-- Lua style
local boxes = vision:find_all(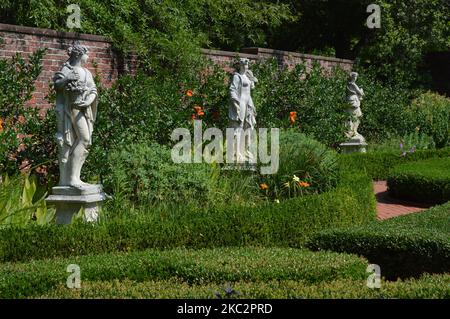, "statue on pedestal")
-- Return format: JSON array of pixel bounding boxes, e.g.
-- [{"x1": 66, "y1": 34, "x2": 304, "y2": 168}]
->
[
  {"x1": 345, "y1": 72, "x2": 365, "y2": 142},
  {"x1": 229, "y1": 58, "x2": 258, "y2": 163},
  {"x1": 53, "y1": 44, "x2": 98, "y2": 187},
  {"x1": 340, "y1": 72, "x2": 367, "y2": 153},
  {"x1": 46, "y1": 44, "x2": 106, "y2": 224}
]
